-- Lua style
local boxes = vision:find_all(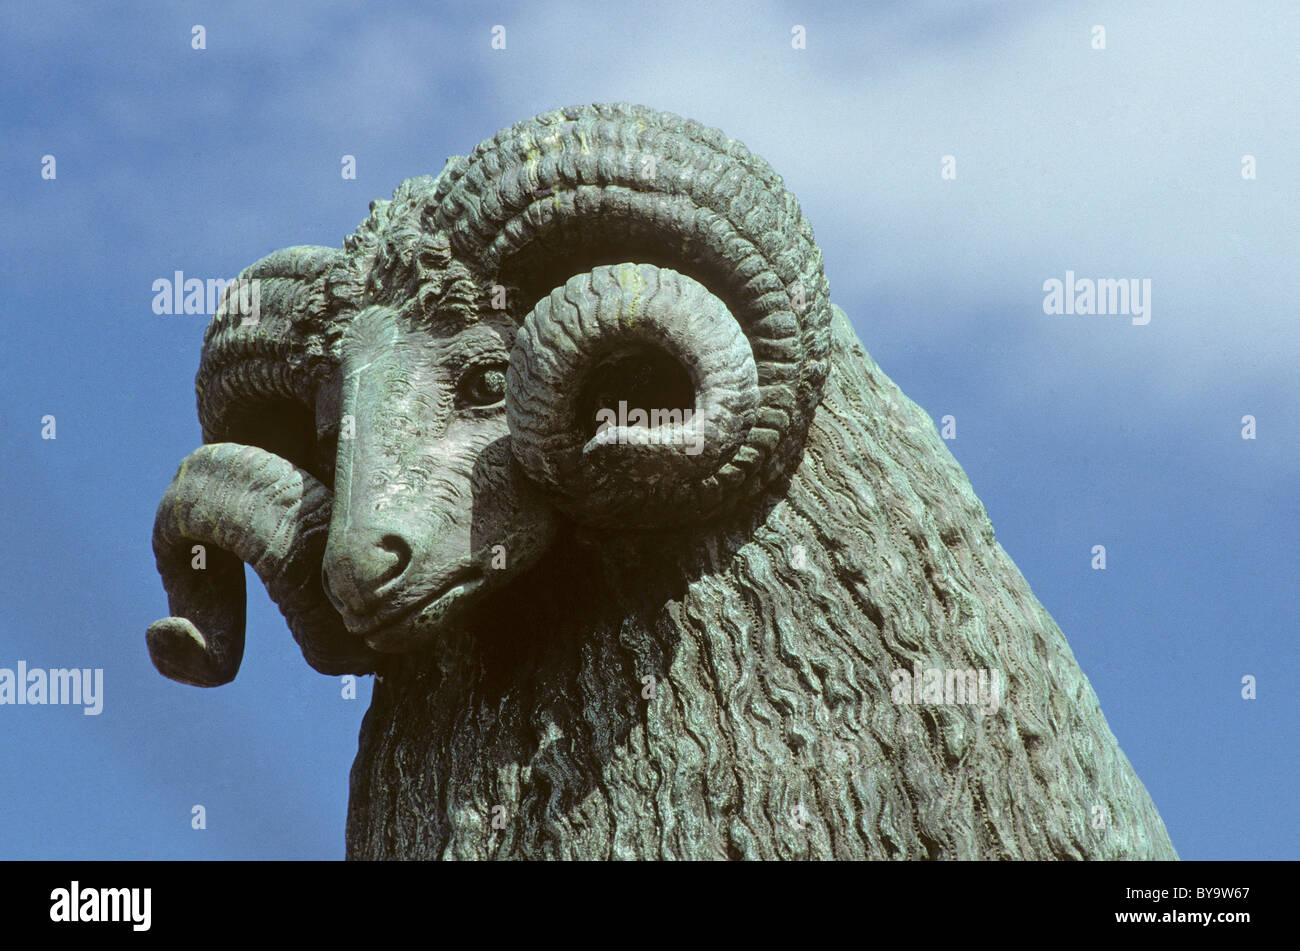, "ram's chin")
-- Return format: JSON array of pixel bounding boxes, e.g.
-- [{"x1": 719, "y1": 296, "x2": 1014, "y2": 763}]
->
[{"x1": 359, "y1": 576, "x2": 487, "y2": 653}]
